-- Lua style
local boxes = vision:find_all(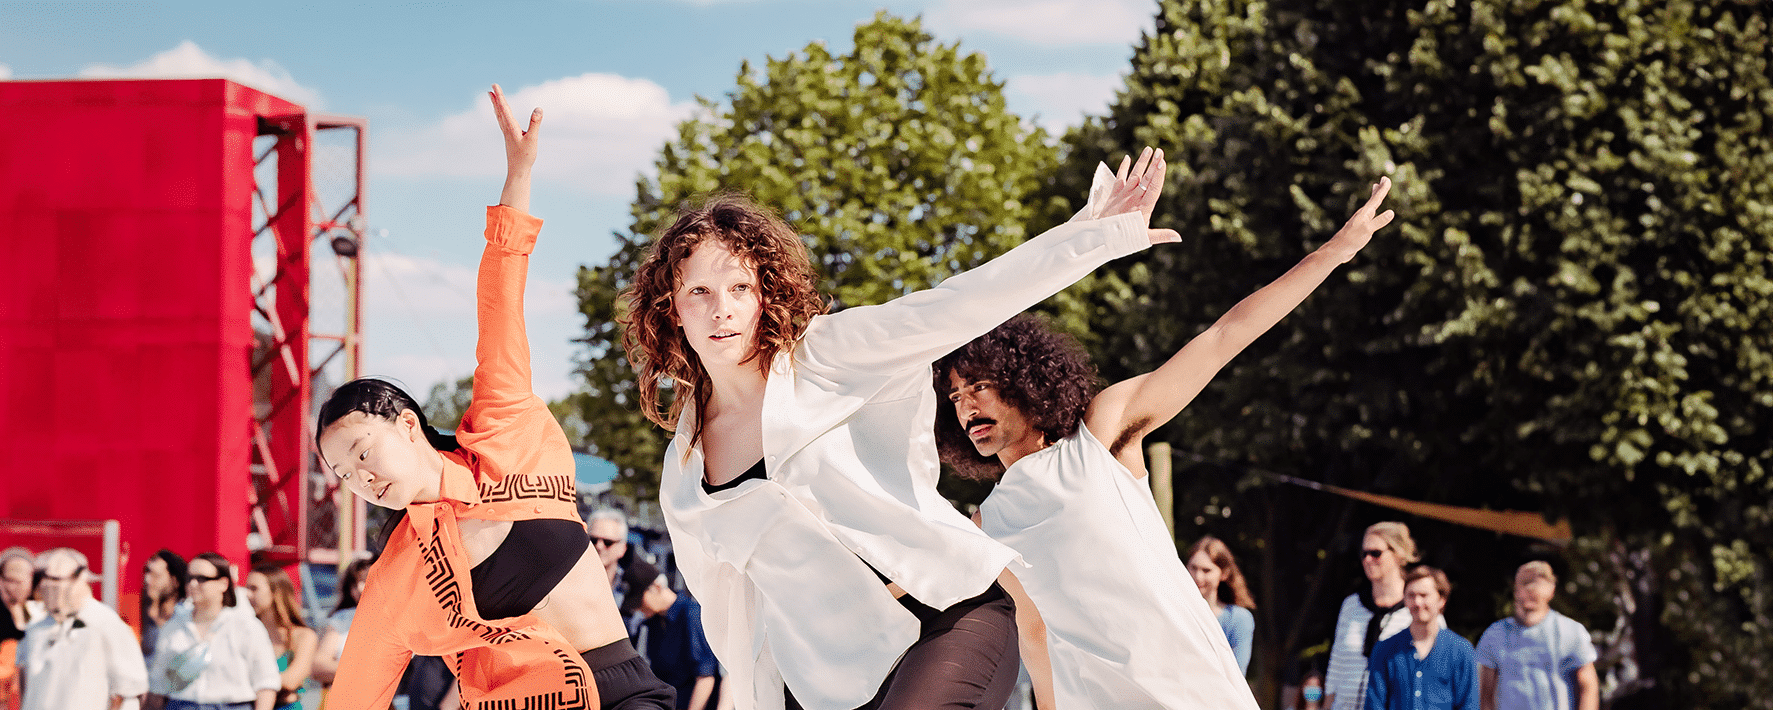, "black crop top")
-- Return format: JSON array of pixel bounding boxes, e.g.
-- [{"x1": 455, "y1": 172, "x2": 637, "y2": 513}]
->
[
  {"x1": 469, "y1": 518, "x2": 590, "y2": 620},
  {"x1": 702, "y1": 458, "x2": 768, "y2": 494}
]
